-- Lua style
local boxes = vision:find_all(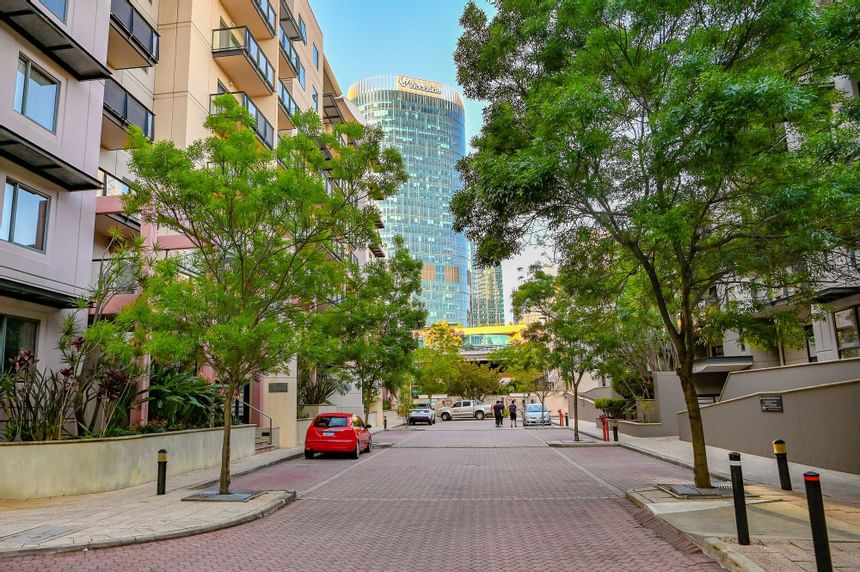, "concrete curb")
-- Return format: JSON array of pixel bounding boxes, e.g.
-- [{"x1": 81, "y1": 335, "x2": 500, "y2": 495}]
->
[
  {"x1": 618, "y1": 441, "x2": 733, "y2": 483},
  {"x1": 627, "y1": 488, "x2": 764, "y2": 572},
  {"x1": 0, "y1": 490, "x2": 297, "y2": 559}
]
